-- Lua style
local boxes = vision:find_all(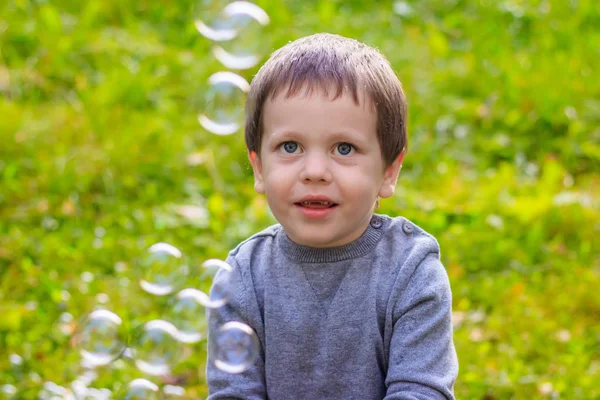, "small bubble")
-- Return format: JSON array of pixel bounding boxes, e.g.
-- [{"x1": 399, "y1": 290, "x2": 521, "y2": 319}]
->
[
  {"x1": 169, "y1": 288, "x2": 210, "y2": 344},
  {"x1": 114, "y1": 379, "x2": 160, "y2": 400},
  {"x1": 79, "y1": 387, "x2": 111, "y2": 400},
  {"x1": 201, "y1": 259, "x2": 234, "y2": 308},
  {"x1": 211, "y1": 321, "x2": 260, "y2": 374},
  {"x1": 73, "y1": 309, "x2": 127, "y2": 367},
  {"x1": 71, "y1": 380, "x2": 89, "y2": 399},
  {"x1": 138, "y1": 242, "x2": 187, "y2": 296},
  {"x1": 196, "y1": 1, "x2": 270, "y2": 70},
  {"x1": 38, "y1": 382, "x2": 72, "y2": 400},
  {"x1": 210, "y1": 2, "x2": 271, "y2": 70},
  {"x1": 131, "y1": 320, "x2": 183, "y2": 376},
  {"x1": 162, "y1": 385, "x2": 186, "y2": 399},
  {"x1": 198, "y1": 72, "x2": 250, "y2": 136},
  {"x1": 193, "y1": 0, "x2": 233, "y2": 41}
]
